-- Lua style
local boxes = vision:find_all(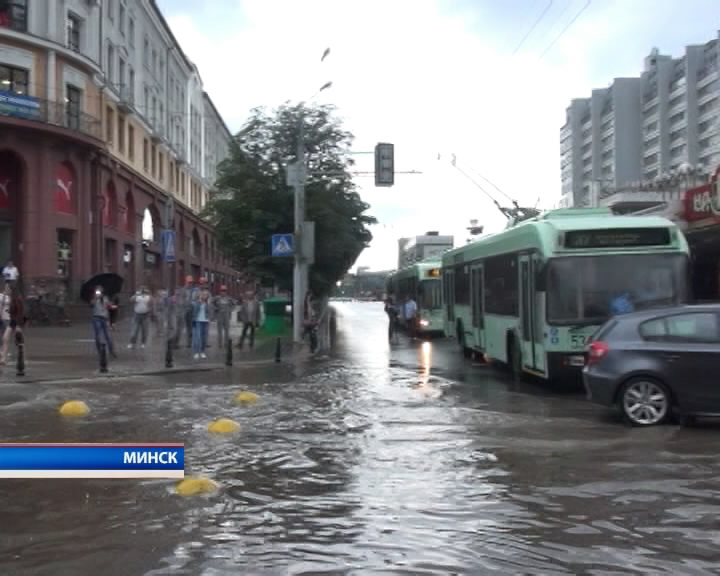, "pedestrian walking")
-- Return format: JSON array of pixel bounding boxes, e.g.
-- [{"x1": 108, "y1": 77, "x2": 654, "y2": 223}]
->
[
  {"x1": 191, "y1": 283, "x2": 211, "y2": 359},
  {"x1": 176, "y1": 275, "x2": 195, "y2": 349},
  {"x1": 91, "y1": 286, "x2": 116, "y2": 360},
  {"x1": 128, "y1": 286, "x2": 152, "y2": 349},
  {"x1": 213, "y1": 284, "x2": 235, "y2": 349},
  {"x1": 0, "y1": 283, "x2": 12, "y2": 364},
  {"x1": 153, "y1": 288, "x2": 168, "y2": 338},
  {"x1": 238, "y1": 290, "x2": 261, "y2": 350},
  {"x1": 9, "y1": 283, "x2": 26, "y2": 353}
]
